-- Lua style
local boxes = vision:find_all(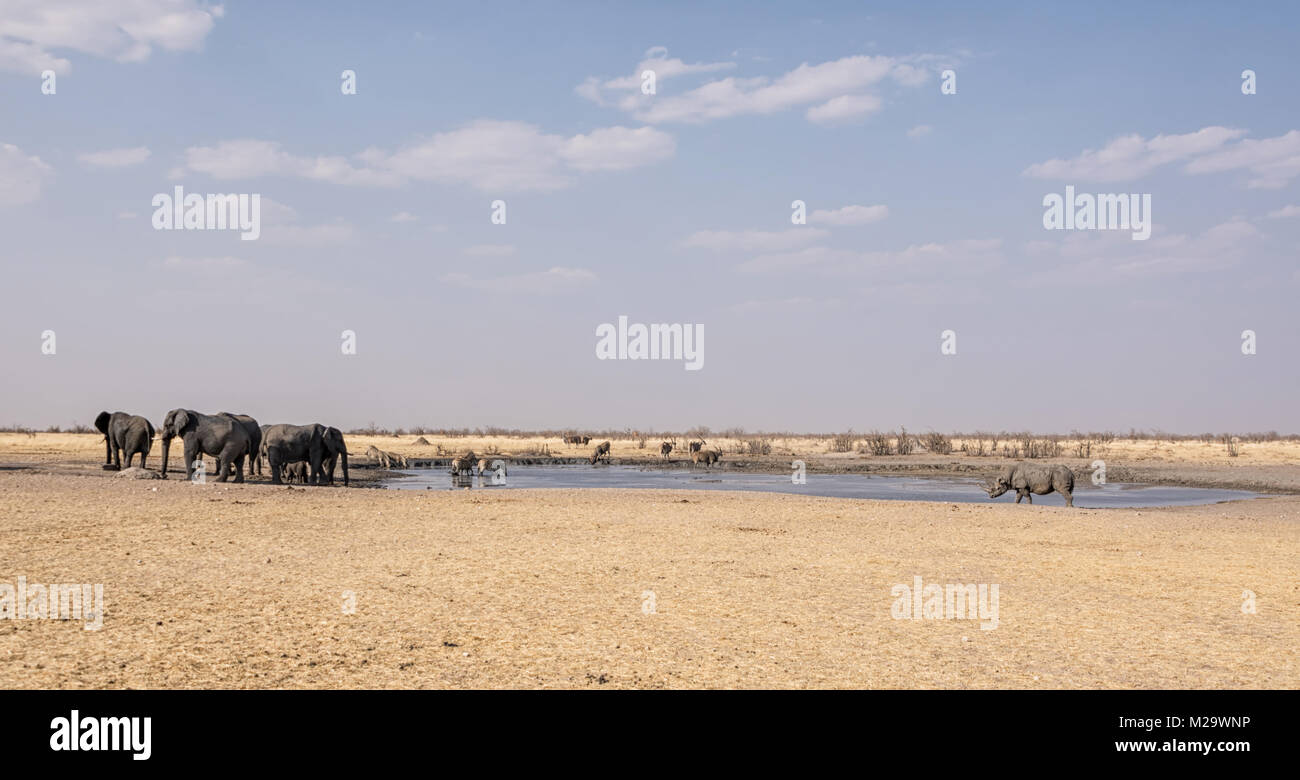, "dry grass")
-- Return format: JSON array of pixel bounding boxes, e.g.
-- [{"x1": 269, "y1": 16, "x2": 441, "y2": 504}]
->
[{"x1": 0, "y1": 464, "x2": 1296, "y2": 689}]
